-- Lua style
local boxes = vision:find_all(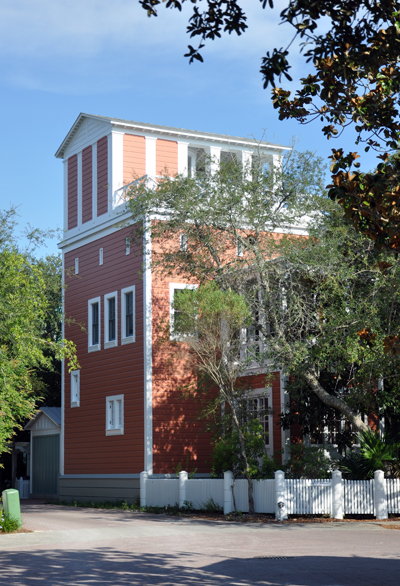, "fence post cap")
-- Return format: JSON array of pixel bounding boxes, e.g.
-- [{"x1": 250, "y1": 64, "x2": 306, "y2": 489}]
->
[{"x1": 332, "y1": 469, "x2": 342, "y2": 478}]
